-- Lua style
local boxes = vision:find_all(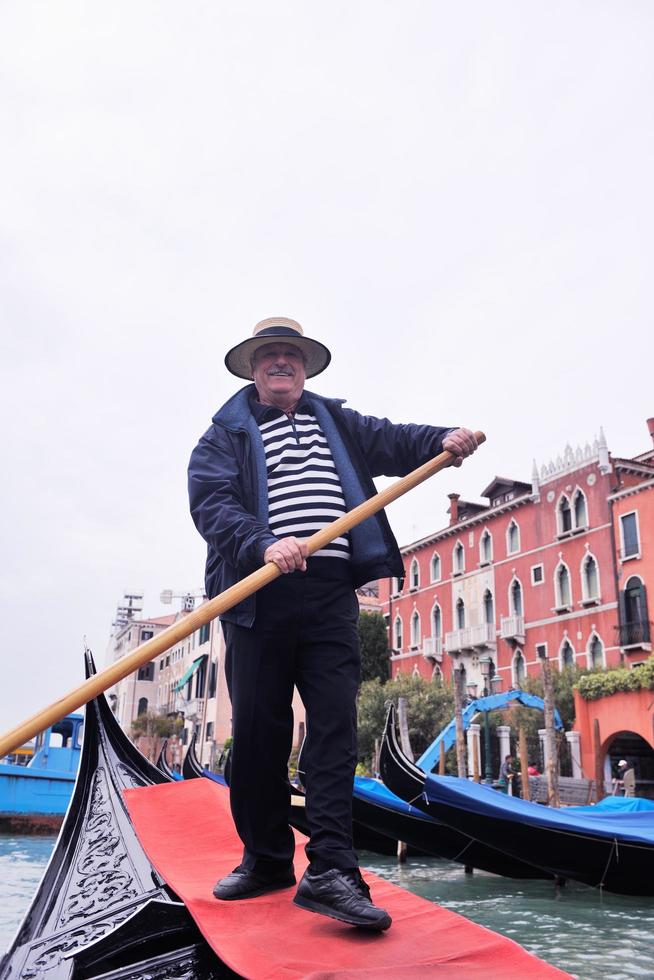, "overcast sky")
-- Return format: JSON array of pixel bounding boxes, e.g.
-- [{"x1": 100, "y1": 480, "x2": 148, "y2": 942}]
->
[{"x1": 1, "y1": 2, "x2": 652, "y2": 731}]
